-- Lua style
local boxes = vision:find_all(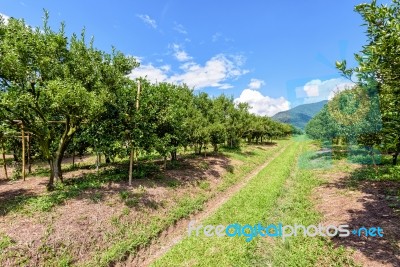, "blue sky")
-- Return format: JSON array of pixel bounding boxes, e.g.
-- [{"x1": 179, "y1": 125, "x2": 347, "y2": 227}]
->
[{"x1": 0, "y1": 0, "x2": 381, "y2": 115}]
